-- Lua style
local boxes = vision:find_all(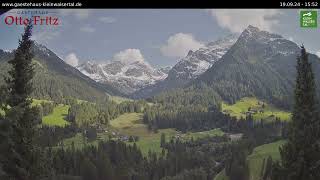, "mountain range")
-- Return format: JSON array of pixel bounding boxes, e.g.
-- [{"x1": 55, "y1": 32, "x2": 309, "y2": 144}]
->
[
  {"x1": 132, "y1": 25, "x2": 320, "y2": 109},
  {"x1": 131, "y1": 34, "x2": 238, "y2": 98},
  {"x1": 77, "y1": 59, "x2": 169, "y2": 94},
  {"x1": 1, "y1": 25, "x2": 319, "y2": 107},
  {"x1": 76, "y1": 34, "x2": 238, "y2": 97}
]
